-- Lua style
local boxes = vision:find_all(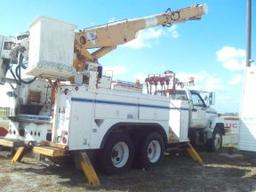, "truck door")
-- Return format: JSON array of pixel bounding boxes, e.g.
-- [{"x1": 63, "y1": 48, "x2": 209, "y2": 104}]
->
[{"x1": 190, "y1": 91, "x2": 208, "y2": 128}]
